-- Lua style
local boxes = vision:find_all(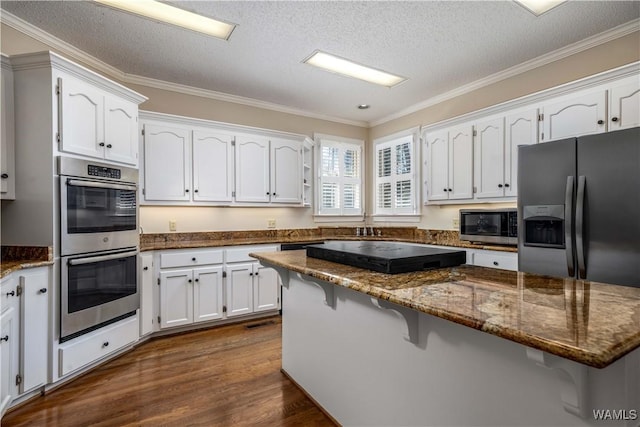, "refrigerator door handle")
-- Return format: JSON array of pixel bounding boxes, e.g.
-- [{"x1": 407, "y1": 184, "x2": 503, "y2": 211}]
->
[
  {"x1": 576, "y1": 176, "x2": 586, "y2": 279},
  {"x1": 564, "y1": 176, "x2": 575, "y2": 277}
]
